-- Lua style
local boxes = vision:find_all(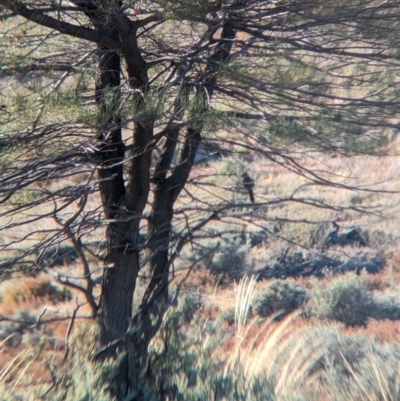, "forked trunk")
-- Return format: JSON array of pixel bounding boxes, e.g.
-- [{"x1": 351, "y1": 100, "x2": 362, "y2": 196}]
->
[{"x1": 93, "y1": 44, "x2": 143, "y2": 348}]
